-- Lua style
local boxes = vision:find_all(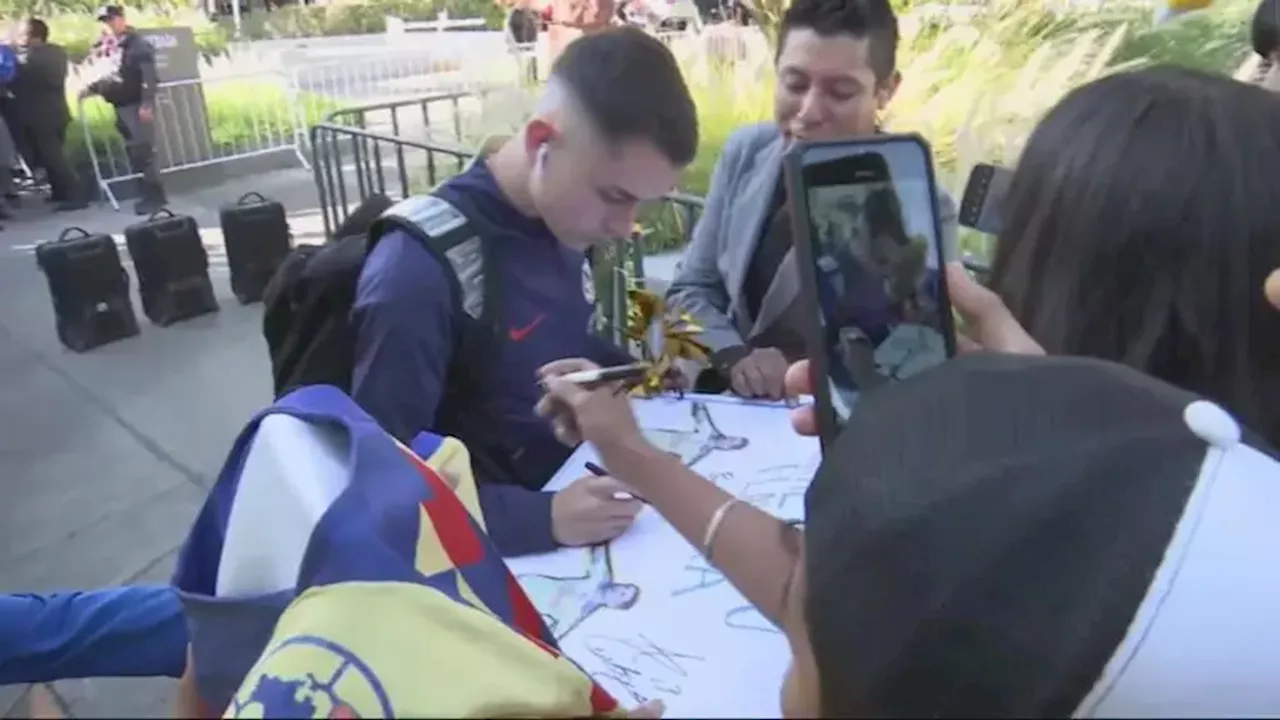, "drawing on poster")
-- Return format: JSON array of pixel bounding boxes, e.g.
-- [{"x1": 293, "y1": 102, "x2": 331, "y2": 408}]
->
[
  {"x1": 517, "y1": 545, "x2": 640, "y2": 640},
  {"x1": 646, "y1": 401, "x2": 749, "y2": 468}
]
